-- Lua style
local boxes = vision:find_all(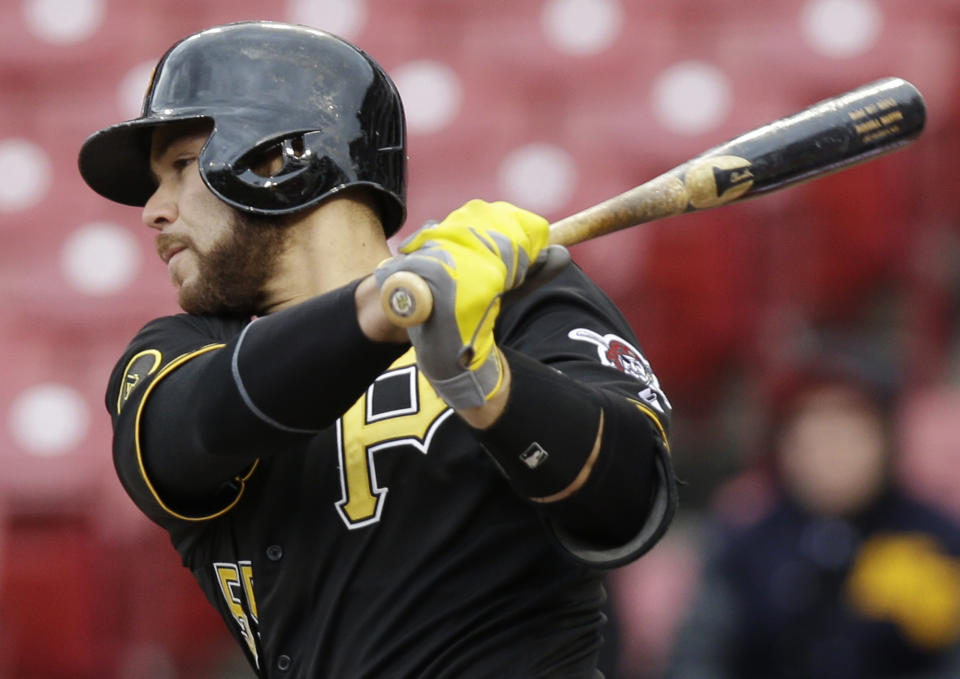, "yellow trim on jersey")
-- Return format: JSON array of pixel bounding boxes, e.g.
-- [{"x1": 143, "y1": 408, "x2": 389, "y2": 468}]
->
[
  {"x1": 133, "y1": 343, "x2": 260, "y2": 522},
  {"x1": 529, "y1": 409, "x2": 605, "y2": 504},
  {"x1": 530, "y1": 397, "x2": 670, "y2": 504},
  {"x1": 628, "y1": 398, "x2": 671, "y2": 454}
]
